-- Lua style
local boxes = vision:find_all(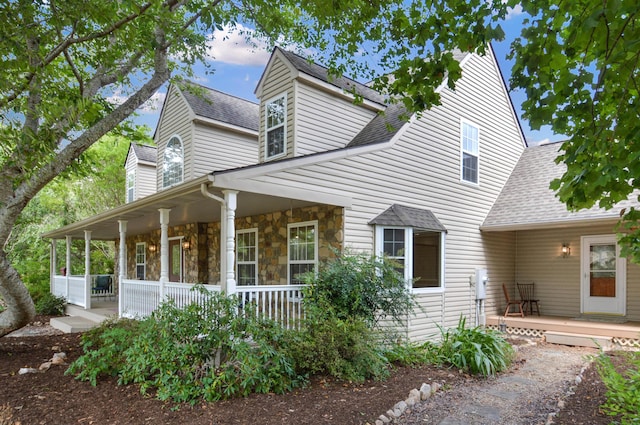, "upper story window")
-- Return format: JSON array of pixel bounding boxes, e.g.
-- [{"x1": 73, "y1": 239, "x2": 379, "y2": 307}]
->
[
  {"x1": 375, "y1": 226, "x2": 445, "y2": 292},
  {"x1": 163, "y1": 135, "x2": 183, "y2": 188},
  {"x1": 288, "y1": 221, "x2": 317, "y2": 284},
  {"x1": 236, "y1": 228, "x2": 258, "y2": 286},
  {"x1": 126, "y1": 170, "x2": 135, "y2": 203},
  {"x1": 265, "y1": 93, "x2": 286, "y2": 159},
  {"x1": 461, "y1": 121, "x2": 479, "y2": 184}
]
